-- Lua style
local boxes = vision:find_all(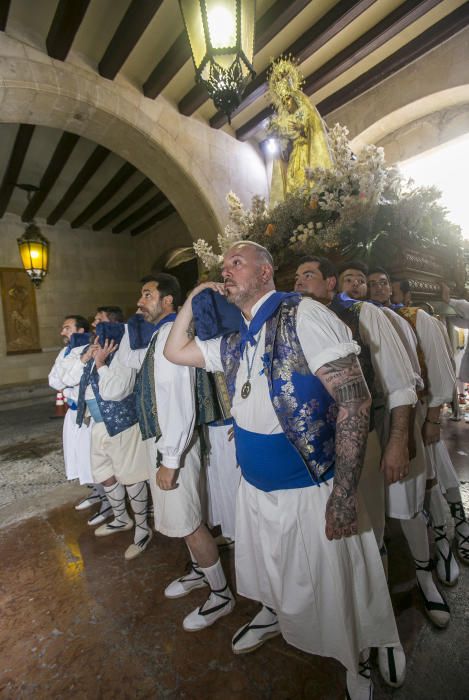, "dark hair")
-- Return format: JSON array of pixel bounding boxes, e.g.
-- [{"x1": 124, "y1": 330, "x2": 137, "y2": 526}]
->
[
  {"x1": 96, "y1": 306, "x2": 124, "y2": 323},
  {"x1": 64, "y1": 314, "x2": 90, "y2": 332},
  {"x1": 298, "y1": 256, "x2": 338, "y2": 283},
  {"x1": 367, "y1": 266, "x2": 390, "y2": 282},
  {"x1": 338, "y1": 259, "x2": 369, "y2": 276},
  {"x1": 140, "y1": 273, "x2": 182, "y2": 309},
  {"x1": 391, "y1": 278, "x2": 410, "y2": 294}
]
